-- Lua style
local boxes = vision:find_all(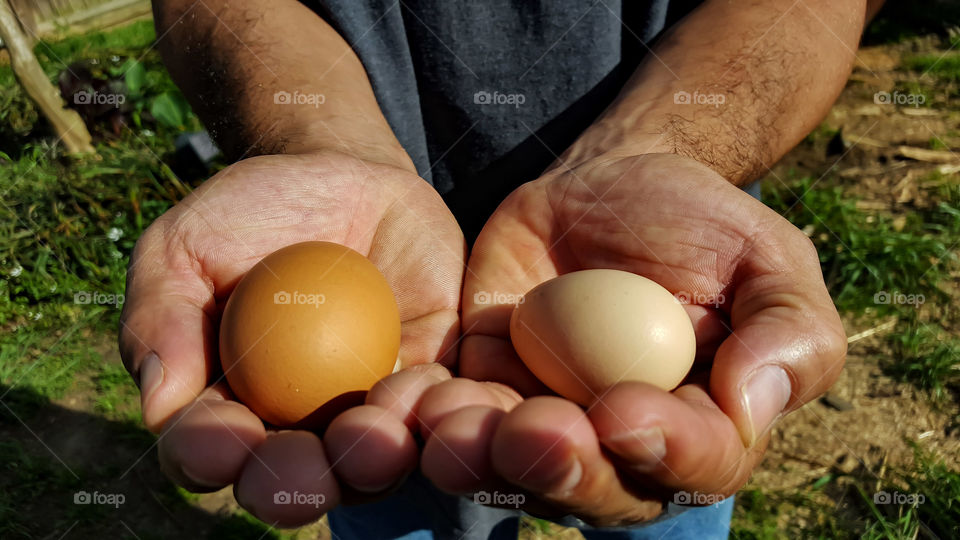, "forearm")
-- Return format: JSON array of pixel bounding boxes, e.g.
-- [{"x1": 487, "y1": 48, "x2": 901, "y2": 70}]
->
[
  {"x1": 152, "y1": 0, "x2": 414, "y2": 171},
  {"x1": 557, "y1": 0, "x2": 867, "y2": 186}
]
